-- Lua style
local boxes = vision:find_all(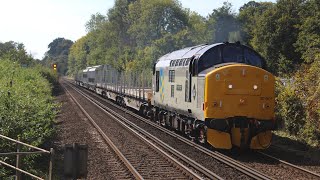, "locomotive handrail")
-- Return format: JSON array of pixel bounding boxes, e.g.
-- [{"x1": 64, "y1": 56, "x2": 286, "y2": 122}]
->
[{"x1": 0, "y1": 134, "x2": 54, "y2": 180}]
